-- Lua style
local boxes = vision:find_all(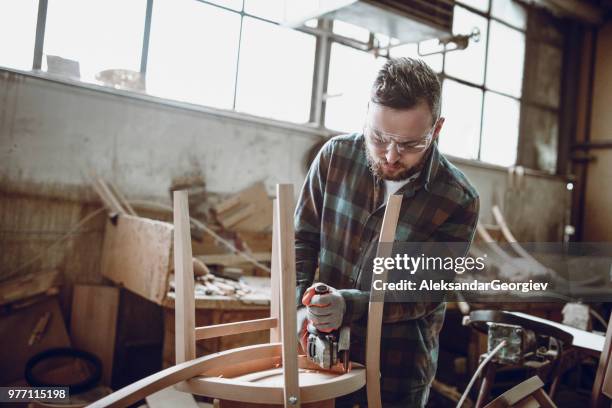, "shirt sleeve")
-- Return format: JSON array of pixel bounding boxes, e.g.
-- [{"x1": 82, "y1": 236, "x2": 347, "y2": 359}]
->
[
  {"x1": 294, "y1": 140, "x2": 332, "y2": 307},
  {"x1": 339, "y1": 194, "x2": 480, "y2": 324}
]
